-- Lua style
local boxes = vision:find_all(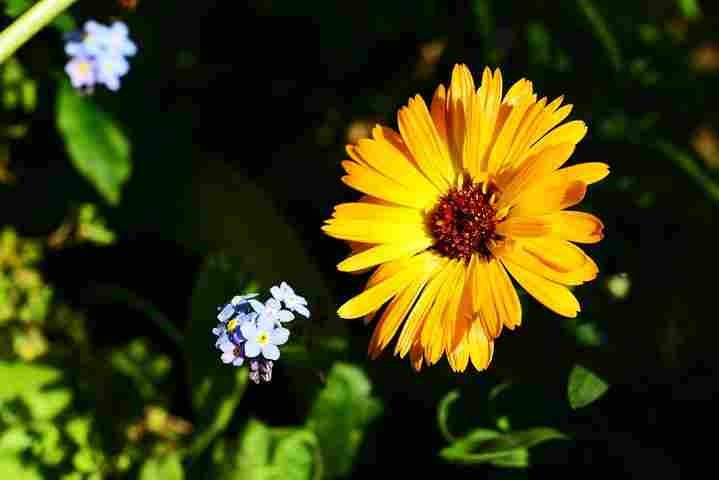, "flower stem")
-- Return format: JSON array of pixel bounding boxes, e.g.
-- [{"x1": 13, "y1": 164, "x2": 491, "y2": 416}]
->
[{"x1": 0, "y1": 0, "x2": 79, "y2": 65}]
